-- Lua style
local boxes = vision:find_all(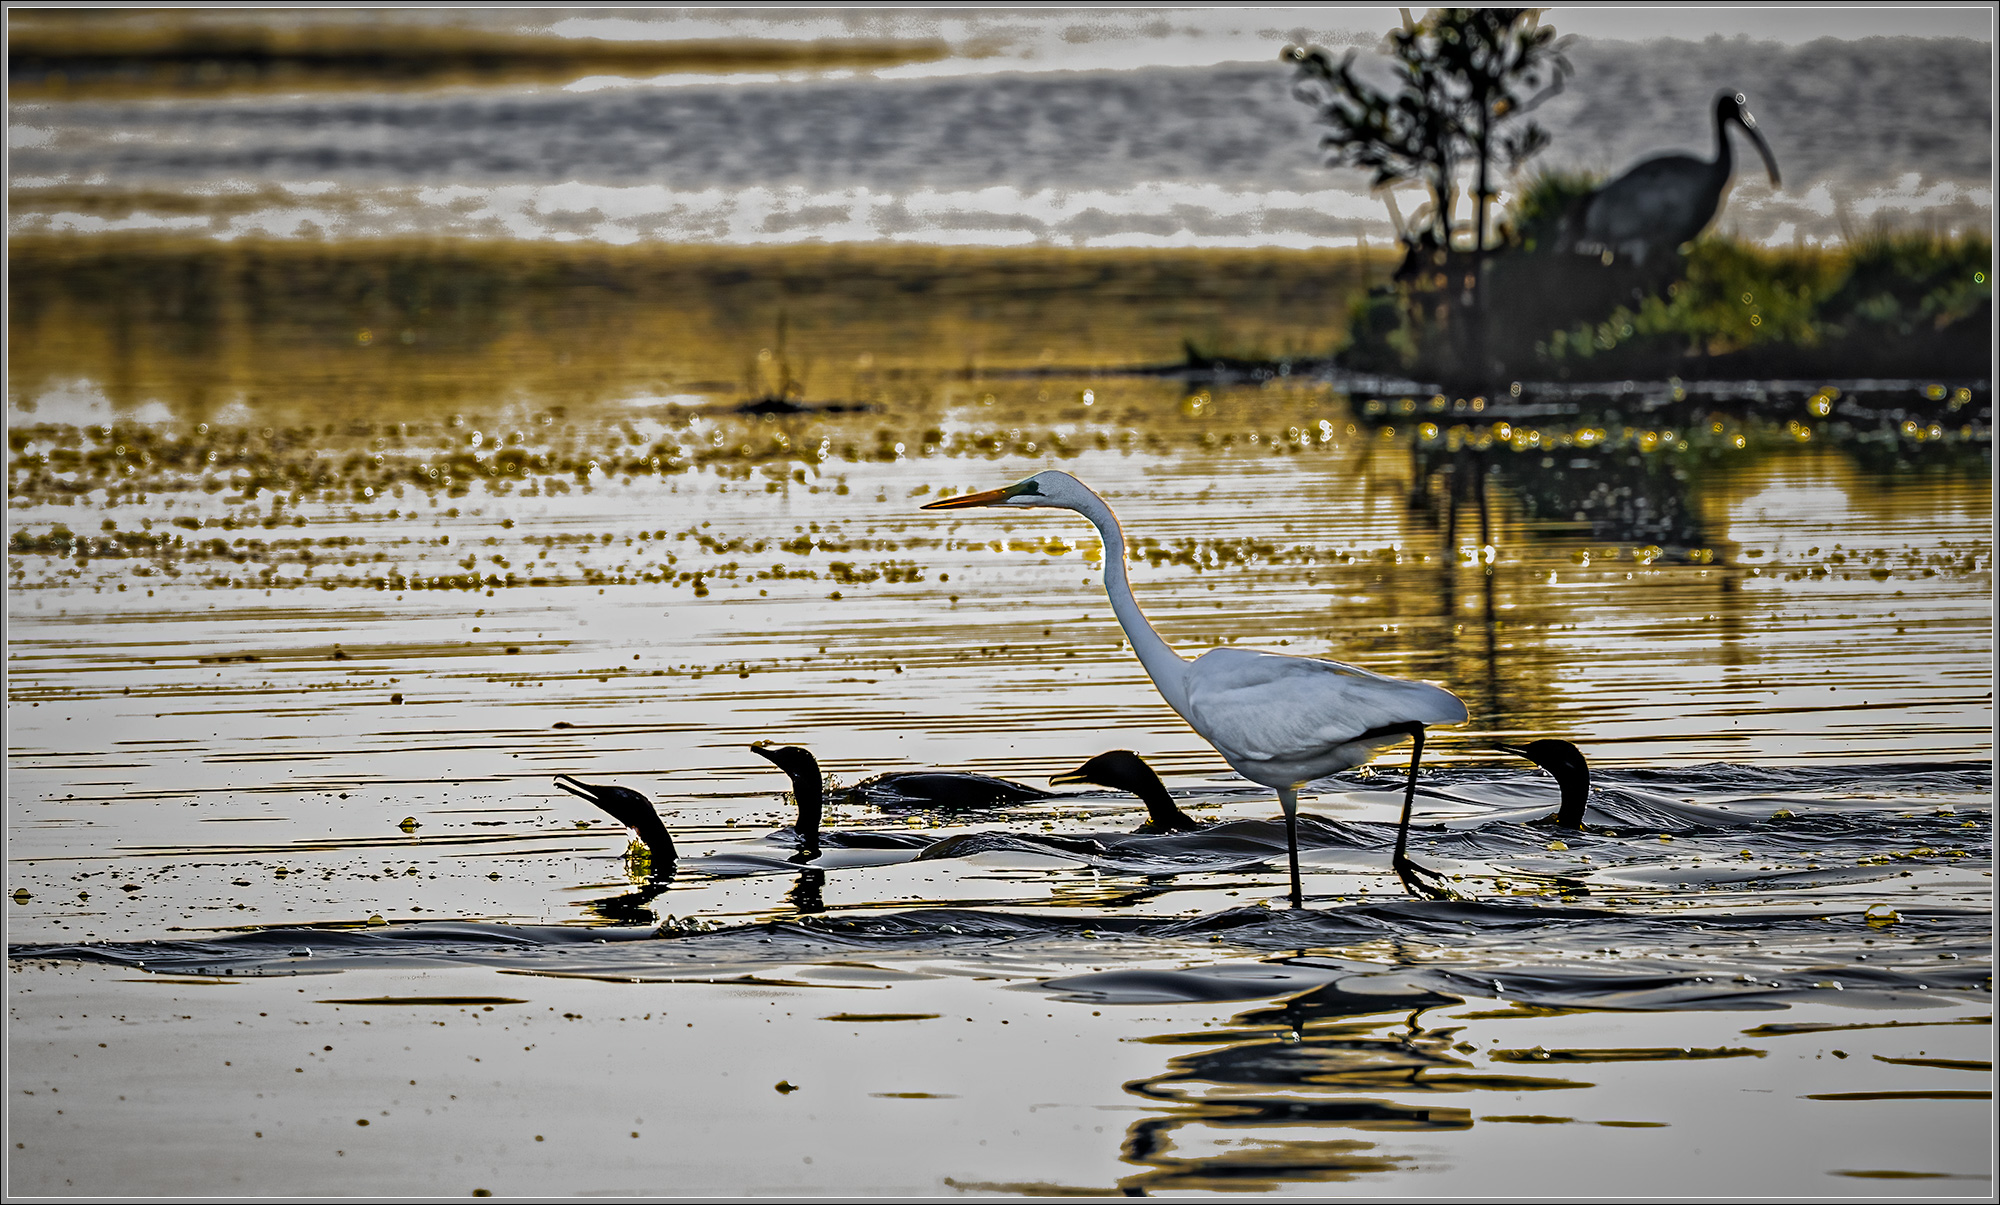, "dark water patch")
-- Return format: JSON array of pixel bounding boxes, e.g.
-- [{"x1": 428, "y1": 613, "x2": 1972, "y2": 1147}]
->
[
  {"x1": 1832, "y1": 1170, "x2": 1994, "y2": 1180},
  {"x1": 1743, "y1": 1016, "x2": 1991, "y2": 1038},
  {"x1": 318, "y1": 995, "x2": 526, "y2": 1005},
  {"x1": 1600, "y1": 760, "x2": 1992, "y2": 799},
  {"x1": 1806, "y1": 1090, "x2": 1991, "y2": 1101},
  {"x1": 915, "y1": 816, "x2": 1377, "y2": 875},
  {"x1": 1874, "y1": 1055, "x2": 1989, "y2": 1071},
  {"x1": 1040, "y1": 964, "x2": 1345, "y2": 1005},
  {"x1": 6, "y1": 13, "x2": 949, "y2": 100},
  {"x1": 1488, "y1": 1044, "x2": 1762, "y2": 1063},
  {"x1": 15, "y1": 897, "x2": 1987, "y2": 1013}
]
